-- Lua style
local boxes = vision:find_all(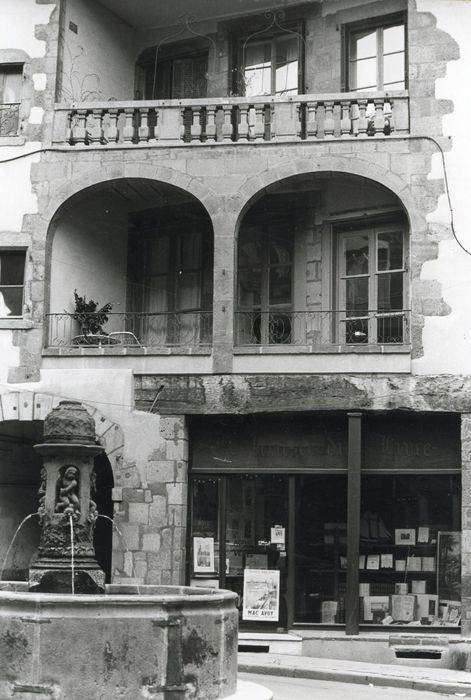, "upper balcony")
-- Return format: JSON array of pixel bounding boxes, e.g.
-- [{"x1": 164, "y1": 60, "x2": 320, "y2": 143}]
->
[{"x1": 51, "y1": 1, "x2": 410, "y2": 150}]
